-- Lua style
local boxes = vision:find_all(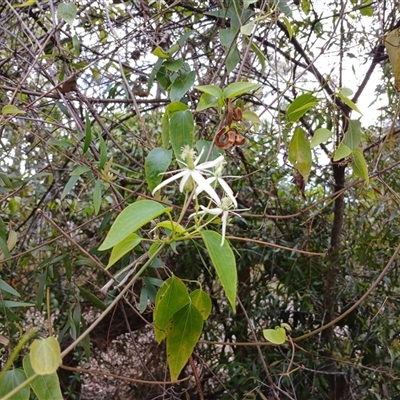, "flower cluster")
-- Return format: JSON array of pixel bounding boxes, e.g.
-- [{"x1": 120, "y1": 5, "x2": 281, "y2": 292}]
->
[{"x1": 152, "y1": 146, "x2": 248, "y2": 245}]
